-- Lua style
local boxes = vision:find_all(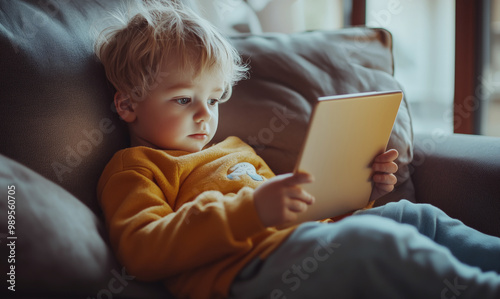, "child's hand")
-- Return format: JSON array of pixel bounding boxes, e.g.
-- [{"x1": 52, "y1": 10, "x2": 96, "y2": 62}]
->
[
  {"x1": 370, "y1": 149, "x2": 399, "y2": 202},
  {"x1": 253, "y1": 172, "x2": 315, "y2": 227}
]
